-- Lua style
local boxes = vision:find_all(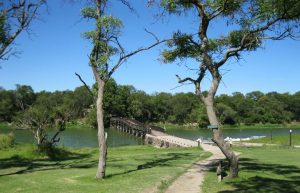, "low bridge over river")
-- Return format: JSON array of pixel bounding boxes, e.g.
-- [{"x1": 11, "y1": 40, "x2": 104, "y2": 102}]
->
[{"x1": 110, "y1": 117, "x2": 198, "y2": 148}]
